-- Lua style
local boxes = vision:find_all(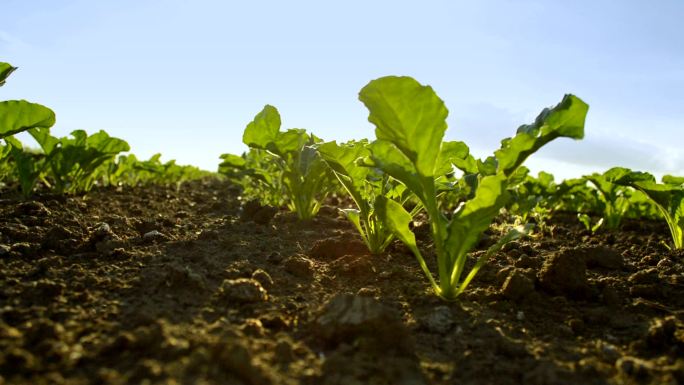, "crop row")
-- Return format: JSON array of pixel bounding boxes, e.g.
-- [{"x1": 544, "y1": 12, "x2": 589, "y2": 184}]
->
[
  {"x1": 219, "y1": 76, "x2": 684, "y2": 300},
  {"x1": 2, "y1": 61, "x2": 681, "y2": 301},
  {"x1": 0, "y1": 62, "x2": 211, "y2": 197}
]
